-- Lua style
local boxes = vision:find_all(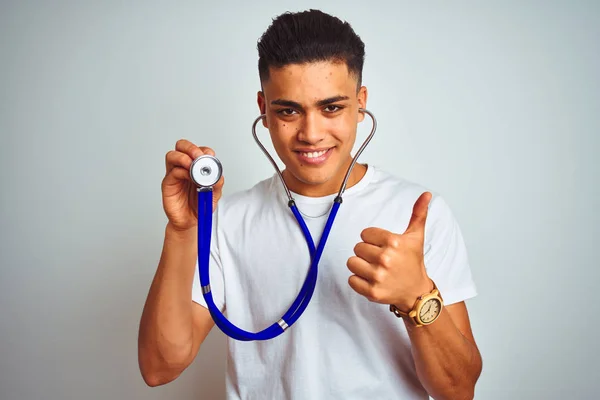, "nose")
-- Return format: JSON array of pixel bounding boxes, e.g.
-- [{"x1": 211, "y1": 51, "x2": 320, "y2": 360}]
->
[{"x1": 296, "y1": 112, "x2": 325, "y2": 145}]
